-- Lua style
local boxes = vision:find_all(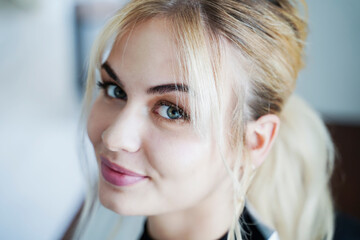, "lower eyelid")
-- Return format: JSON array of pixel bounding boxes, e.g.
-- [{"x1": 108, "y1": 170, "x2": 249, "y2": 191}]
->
[
  {"x1": 97, "y1": 81, "x2": 127, "y2": 100},
  {"x1": 153, "y1": 102, "x2": 190, "y2": 122}
]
